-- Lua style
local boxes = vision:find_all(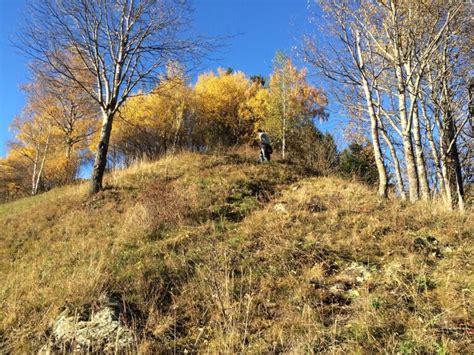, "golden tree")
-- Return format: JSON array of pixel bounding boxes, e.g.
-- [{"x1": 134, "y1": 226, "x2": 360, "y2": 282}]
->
[
  {"x1": 112, "y1": 64, "x2": 195, "y2": 163},
  {"x1": 194, "y1": 68, "x2": 254, "y2": 146},
  {"x1": 249, "y1": 53, "x2": 327, "y2": 159}
]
